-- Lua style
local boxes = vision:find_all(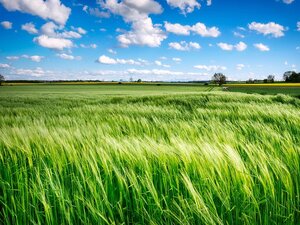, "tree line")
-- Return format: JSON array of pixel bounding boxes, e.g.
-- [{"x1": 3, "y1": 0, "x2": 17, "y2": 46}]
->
[{"x1": 212, "y1": 71, "x2": 300, "y2": 86}]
